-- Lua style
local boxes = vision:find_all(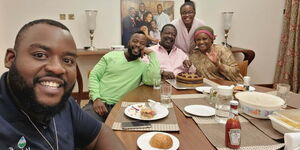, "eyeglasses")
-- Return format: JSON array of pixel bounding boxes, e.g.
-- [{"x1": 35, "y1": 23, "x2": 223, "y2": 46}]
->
[{"x1": 181, "y1": 11, "x2": 194, "y2": 16}]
